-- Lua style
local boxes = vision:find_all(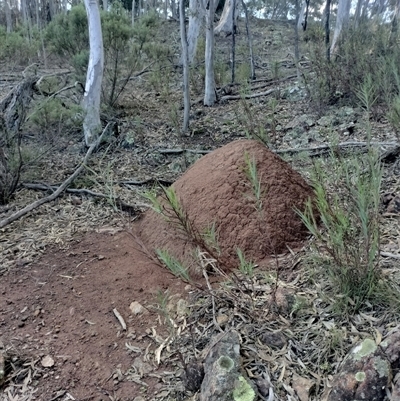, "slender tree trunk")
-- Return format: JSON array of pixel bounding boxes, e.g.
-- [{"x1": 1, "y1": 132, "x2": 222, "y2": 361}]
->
[
  {"x1": 186, "y1": 0, "x2": 204, "y2": 64},
  {"x1": 164, "y1": 0, "x2": 168, "y2": 19},
  {"x1": 179, "y1": 0, "x2": 190, "y2": 134},
  {"x1": 330, "y1": 0, "x2": 351, "y2": 54},
  {"x1": 102, "y1": 0, "x2": 108, "y2": 10},
  {"x1": 294, "y1": 0, "x2": 300, "y2": 66},
  {"x1": 21, "y1": 0, "x2": 32, "y2": 44},
  {"x1": 171, "y1": 0, "x2": 177, "y2": 19},
  {"x1": 324, "y1": 0, "x2": 331, "y2": 61},
  {"x1": 354, "y1": 0, "x2": 364, "y2": 25},
  {"x1": 204, "y1": 0, "x2": 216, "y2": 106},
  {"x1": 230, "y1": 0, "x2": 236, "y2": 83},
  {"x1": 132, "y1": 0, "x2": 135, "y2": 25},
  {"x1": 83, "y1": 0, "x2": 104, "y2": 147},
  {"x1": 241, "y1": 0, "x2": 255, "y2": 80},
  {"x1": 5, "y1": 0, "x2": 13, "y2": 33},
  {"x1": 361, "y1": 0, "x2": 370, "y2": 18}
]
